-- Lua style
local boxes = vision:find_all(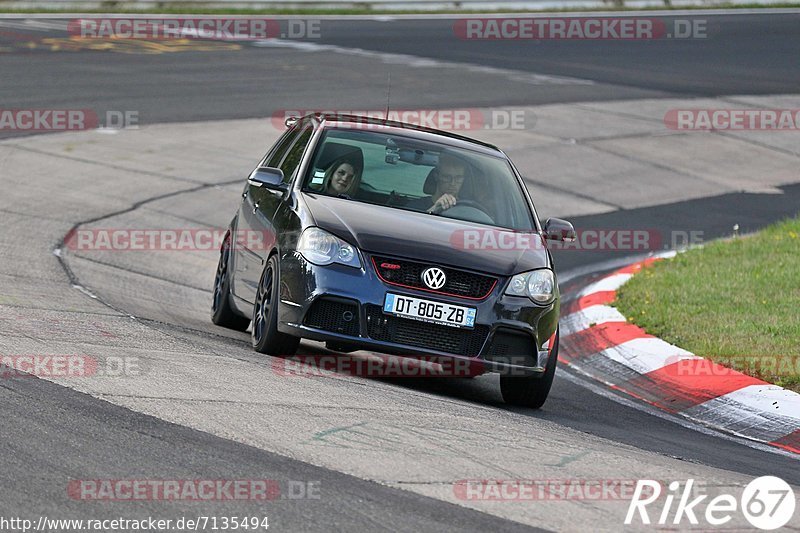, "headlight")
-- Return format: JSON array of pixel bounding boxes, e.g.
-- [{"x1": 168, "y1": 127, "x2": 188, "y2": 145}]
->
[
  {"x1": 505, "y1": 269, "x2": 555, "y2": 304},
  {"x1": 297, "y1": 227, "x2": 362, "y2": 268}
]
